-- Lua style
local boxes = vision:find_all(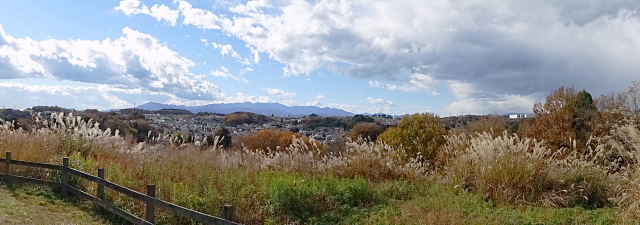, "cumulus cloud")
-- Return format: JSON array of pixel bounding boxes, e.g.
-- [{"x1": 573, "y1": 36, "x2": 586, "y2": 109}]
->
[
  {"x1": 211, "y1": 42, "x2": 242, "y2": 59},
  {"x1": 368, "y1": 97, "x2": 396, "y2": 106},
  {"x1": 0, "y1": 82, "x2": 168, "y2": 110},
  {"x1": 306, "y1": 101, "x2": 323, "y2": 107},
  {"x1": 316, "y1": 94, "x2": 325, "y2": 100},
  {"x1": 0, "y1": 25, "x2": 224, "y2": 101},
  {"x1": 115, "y1": 0, "x2": 179, "y2": 25},
  {"x1": 264, "y1": 88, "x2": 296, "y2": 98},
  {"x1": 119, "y1": 0, "x2": 640, "y2": 113}
]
